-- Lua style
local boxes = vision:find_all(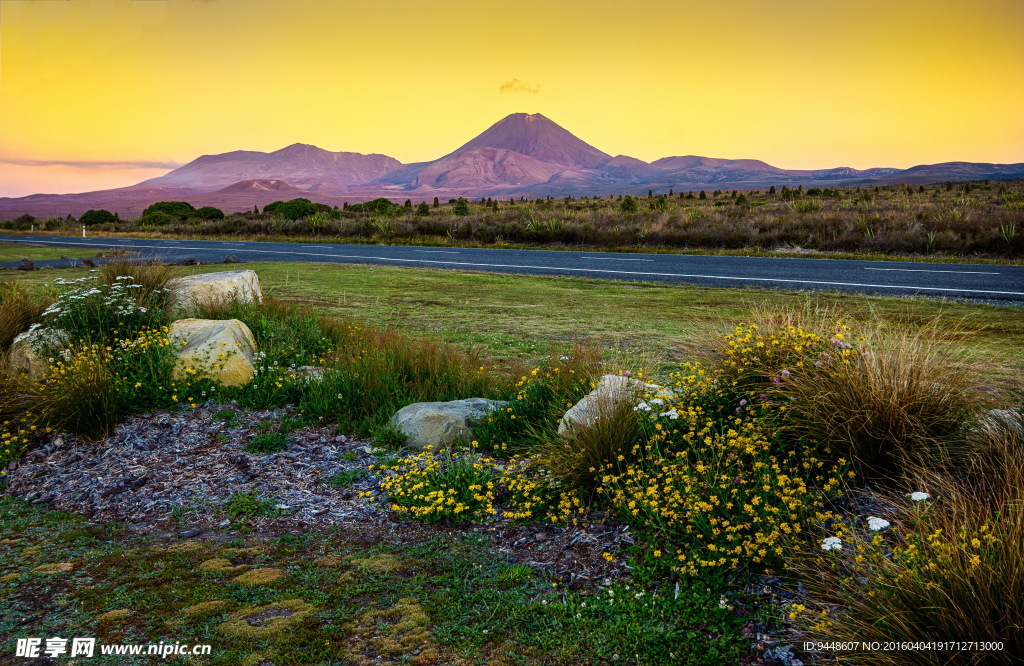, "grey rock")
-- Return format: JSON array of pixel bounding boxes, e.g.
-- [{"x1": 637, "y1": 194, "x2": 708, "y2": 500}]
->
[
  {"x1": 389, "y1": 398, "x2": 508, "y2": 450},
  {"x1": 223, "y1": 255, "x2": 242, "y2": 264},
  {"x1": 558, "y1": 374, "x2": 646, "y2": 436},
  {"x1": 17, "y1": 258, "x2": 34, "y2": 271}
]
